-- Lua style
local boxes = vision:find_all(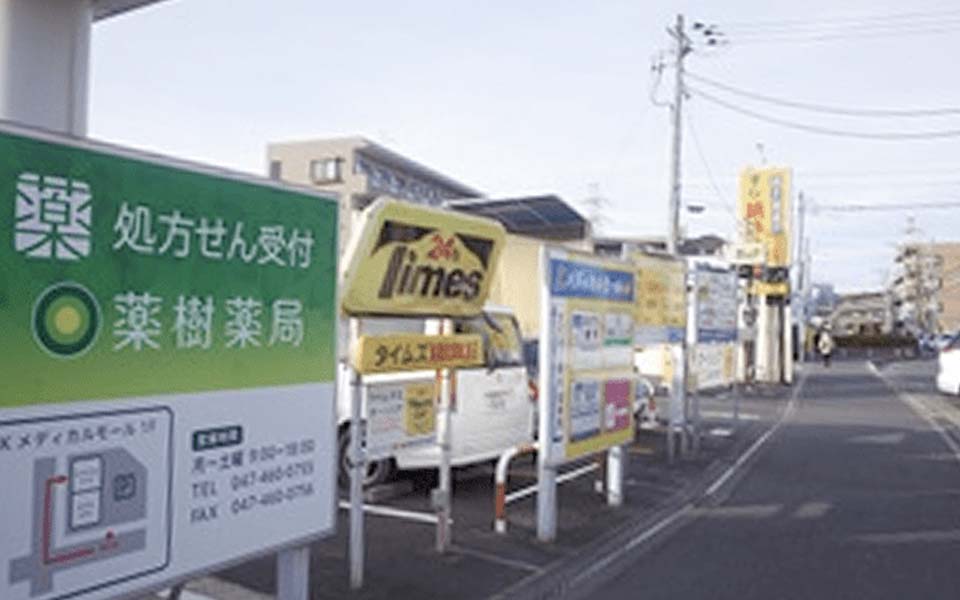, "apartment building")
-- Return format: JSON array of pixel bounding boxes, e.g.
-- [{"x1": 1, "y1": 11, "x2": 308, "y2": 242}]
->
[{"x1": 267, "y1": 137, "x2": 482, "y2": 254}]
